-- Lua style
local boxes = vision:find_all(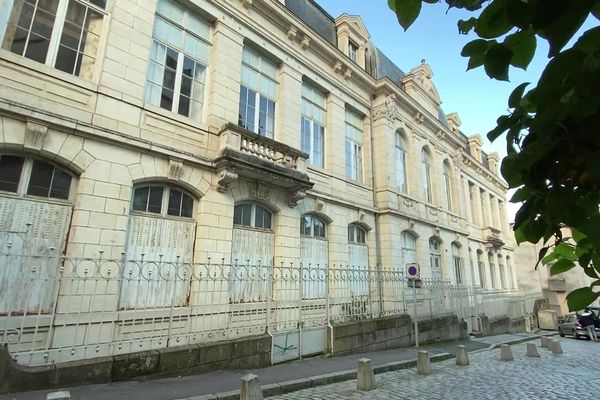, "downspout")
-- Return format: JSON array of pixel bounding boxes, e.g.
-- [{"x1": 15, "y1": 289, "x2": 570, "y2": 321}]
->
[{"x1": 369, "y1": 108, "x2": 384, "y2": 318}]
